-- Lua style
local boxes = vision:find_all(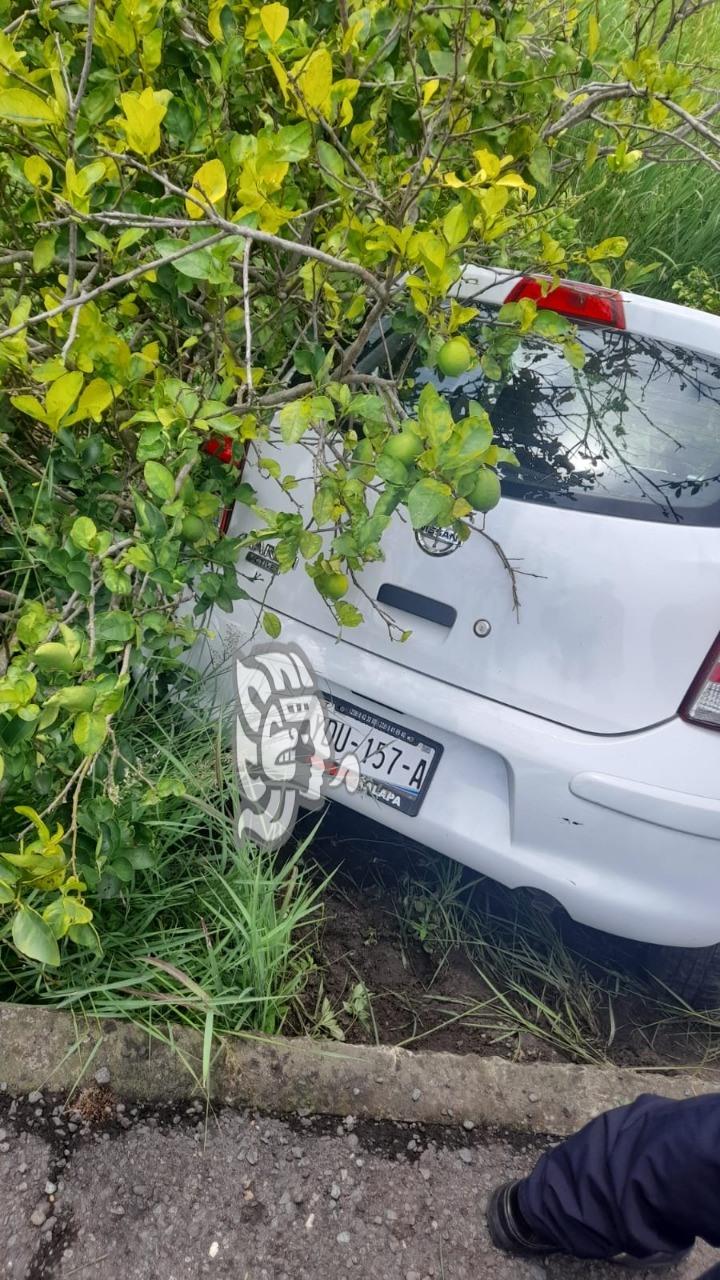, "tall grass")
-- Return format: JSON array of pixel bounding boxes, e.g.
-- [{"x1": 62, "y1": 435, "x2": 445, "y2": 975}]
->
[
  {"x1": 568, "y1": 0, "x2": 720, "y2": 300},
  {"x1": 0, "y1": 692, "x2": 329, "y2": 1041},
  {"x1": 573, "y1": 163, "x2": 720, "y2": 301}
]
